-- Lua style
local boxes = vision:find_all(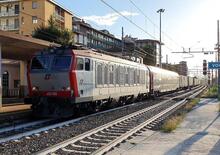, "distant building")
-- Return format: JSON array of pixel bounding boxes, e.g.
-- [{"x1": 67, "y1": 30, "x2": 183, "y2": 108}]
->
[
  {"x1": 123, "y1": 36, "x2": 160, "y2": 66},
  {"x1": 0, "y1": 0, "x2": 73, "y2": 35},
  {"x1": 178, "y1": 61, "x2": 188, "y2": 76},
  {"x1": 73, "y1": 17, "x2": 160, "y2": 65},
  {"x1": 73, "y1": 16, "x2": 122, "y2": 53},
  {"x1": 162, "y1": 61, "x2": 188, "y2": 76}
]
